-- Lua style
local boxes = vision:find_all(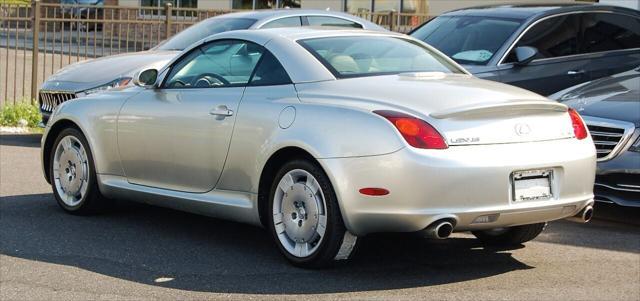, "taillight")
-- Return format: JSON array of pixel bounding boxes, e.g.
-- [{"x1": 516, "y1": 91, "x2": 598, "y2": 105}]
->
[
  {"x1": 374, "y1": 110, "x2": 448, "y2": 149},
  {"x1": 568, "y1": 108, "x2": 588, "y2": 140}
]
